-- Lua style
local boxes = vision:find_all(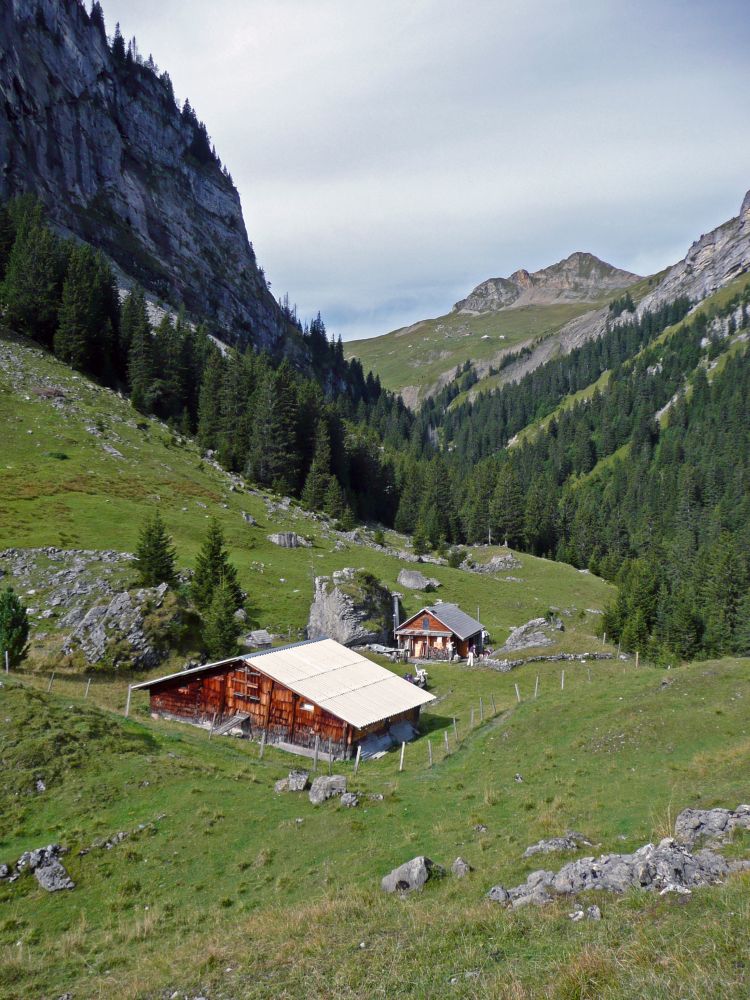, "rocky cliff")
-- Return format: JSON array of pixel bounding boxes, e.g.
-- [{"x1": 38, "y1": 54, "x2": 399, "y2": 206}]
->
[
  {"x1": 454, "y1": 252, "x2": 640, "y2": 313},
  {"x1": 0, "y1": 0, "x2": 287, "y2": 350}
]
